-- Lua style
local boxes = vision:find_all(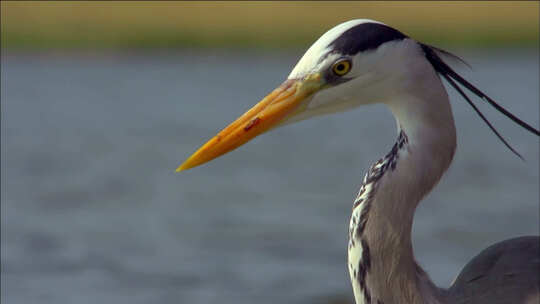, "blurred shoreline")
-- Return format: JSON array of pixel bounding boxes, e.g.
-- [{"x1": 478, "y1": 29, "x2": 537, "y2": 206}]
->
[
  {"x1": 2, "y1": 46, "x2": 539, "y2": 61},
  {"x1": 2, "y1": 1, "x2": 539, "y2": 51}
]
